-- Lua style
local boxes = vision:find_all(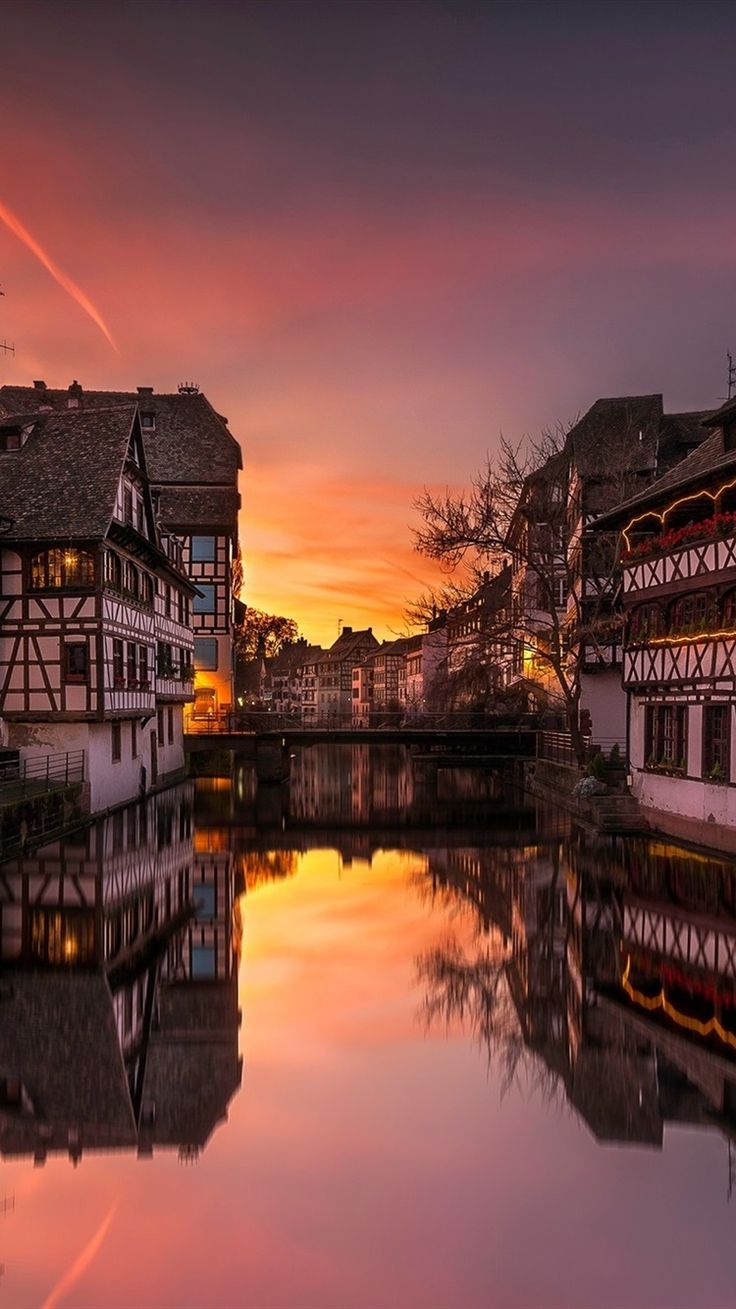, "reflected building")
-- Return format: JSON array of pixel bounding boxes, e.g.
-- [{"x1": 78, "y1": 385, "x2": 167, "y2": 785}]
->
[
  {"x1": 0, "y1": 784, "x2": 242, "y2": 1165},
  {"x1": 421, "y1": 824, "x2": 736, "y2": 1151}
]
